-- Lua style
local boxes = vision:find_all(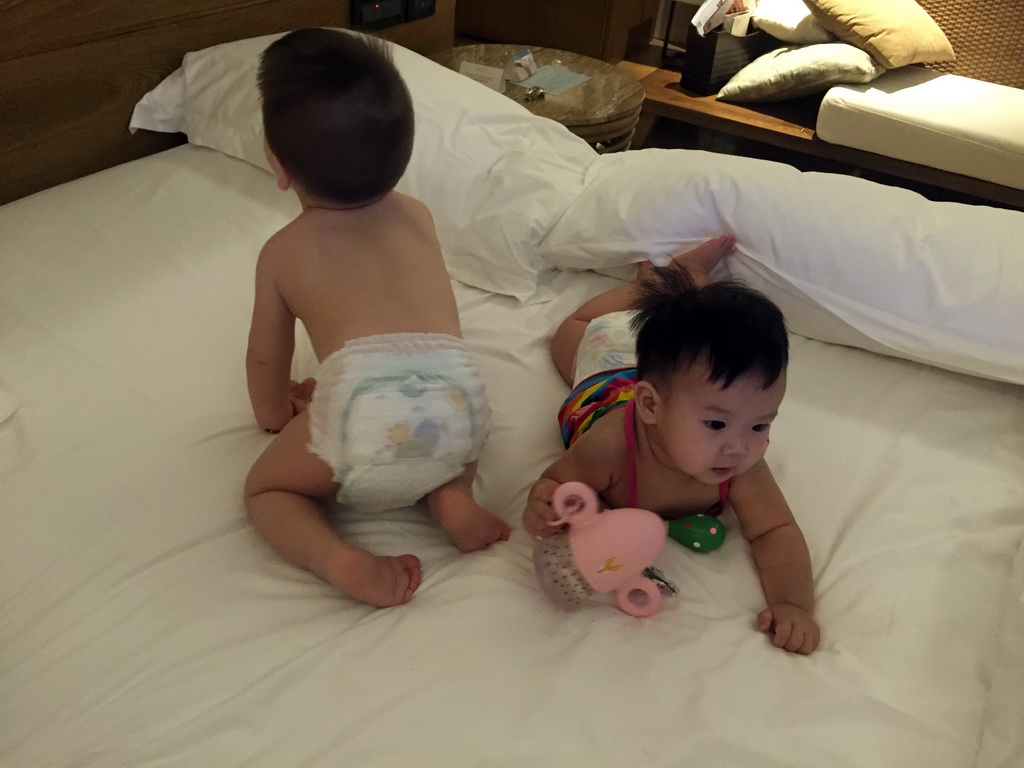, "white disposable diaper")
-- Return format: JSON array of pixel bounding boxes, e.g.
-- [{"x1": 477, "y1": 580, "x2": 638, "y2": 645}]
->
[
  {"x1": 307, "y1": 333, "x2": 491, "y2": 511},
  {"x1": 573, "y1": 310, "x2": 639, "y2": 385}
]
